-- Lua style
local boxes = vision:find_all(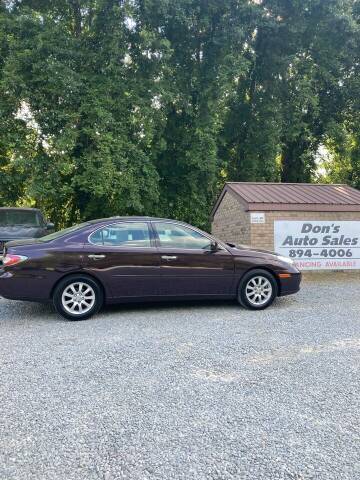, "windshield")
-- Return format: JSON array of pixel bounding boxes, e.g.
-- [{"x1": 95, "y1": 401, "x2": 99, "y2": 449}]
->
[
  {"x1": 38, "y1": 222, "x2": 89, "y2": 242},
  {"x1": 0, "y1": 210, "x2": 41, "y2": 227}
]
